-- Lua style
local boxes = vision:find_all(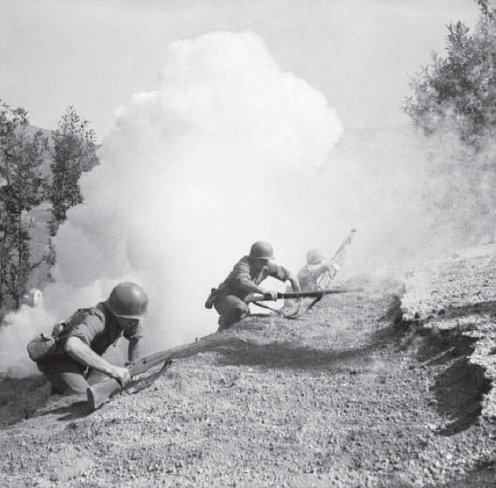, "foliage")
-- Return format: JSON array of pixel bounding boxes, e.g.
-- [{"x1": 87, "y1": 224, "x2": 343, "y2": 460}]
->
[
  {"x1": 404, "y1": 0, "x2": 496, "y2": 243},
  {"x1": 48, "y1": 106, "x2": 99, "y2": 235},
  {"x1": 404, "y1": 1, "x2": 496, "y2": 149},
  {"x1": 0, "y1": 100, "x2": 48, "y2": 312}
]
